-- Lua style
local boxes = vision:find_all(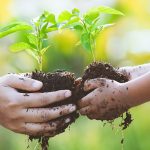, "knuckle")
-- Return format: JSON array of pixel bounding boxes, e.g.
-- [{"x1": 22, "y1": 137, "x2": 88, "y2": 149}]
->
[
  {"x1": 40, "y1": 111, "x2": 49, "y2": 121},
  {"x1": 56, "y1": 91, "x2": 65, "y2": 100},
  {"x1": 9, "y1": 112, "x2": 19, "y2": 121},
  {"x1": 7, "y1": 98, "x2": 19, "y2": 108},
  {"x1": 40, "y1": 93, "x2": 49, "y2": 105}
]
